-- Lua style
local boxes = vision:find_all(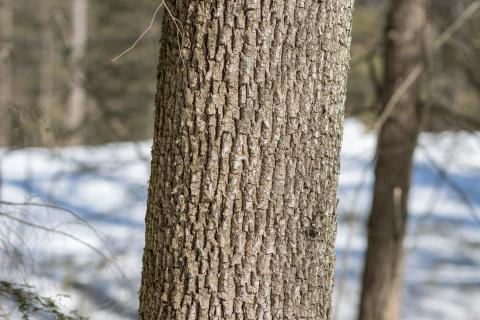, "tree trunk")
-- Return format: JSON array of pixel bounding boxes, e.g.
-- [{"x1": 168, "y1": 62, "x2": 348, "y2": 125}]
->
[
  {"x1": 67, "y1": 0, "x2": 88, "y2": 132},
  {"x1": 38, "y1": 0, "x2": 56, "y2": 146},
  {"x1": 139, "y1": 1, "x2": 354, "y2": 319},
  {"x1": 358, "y1": 0, "x2": 428, "y2": 319},
  {"x1": 0, "y1": 0, "x2": 13, "y2": 147}
]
